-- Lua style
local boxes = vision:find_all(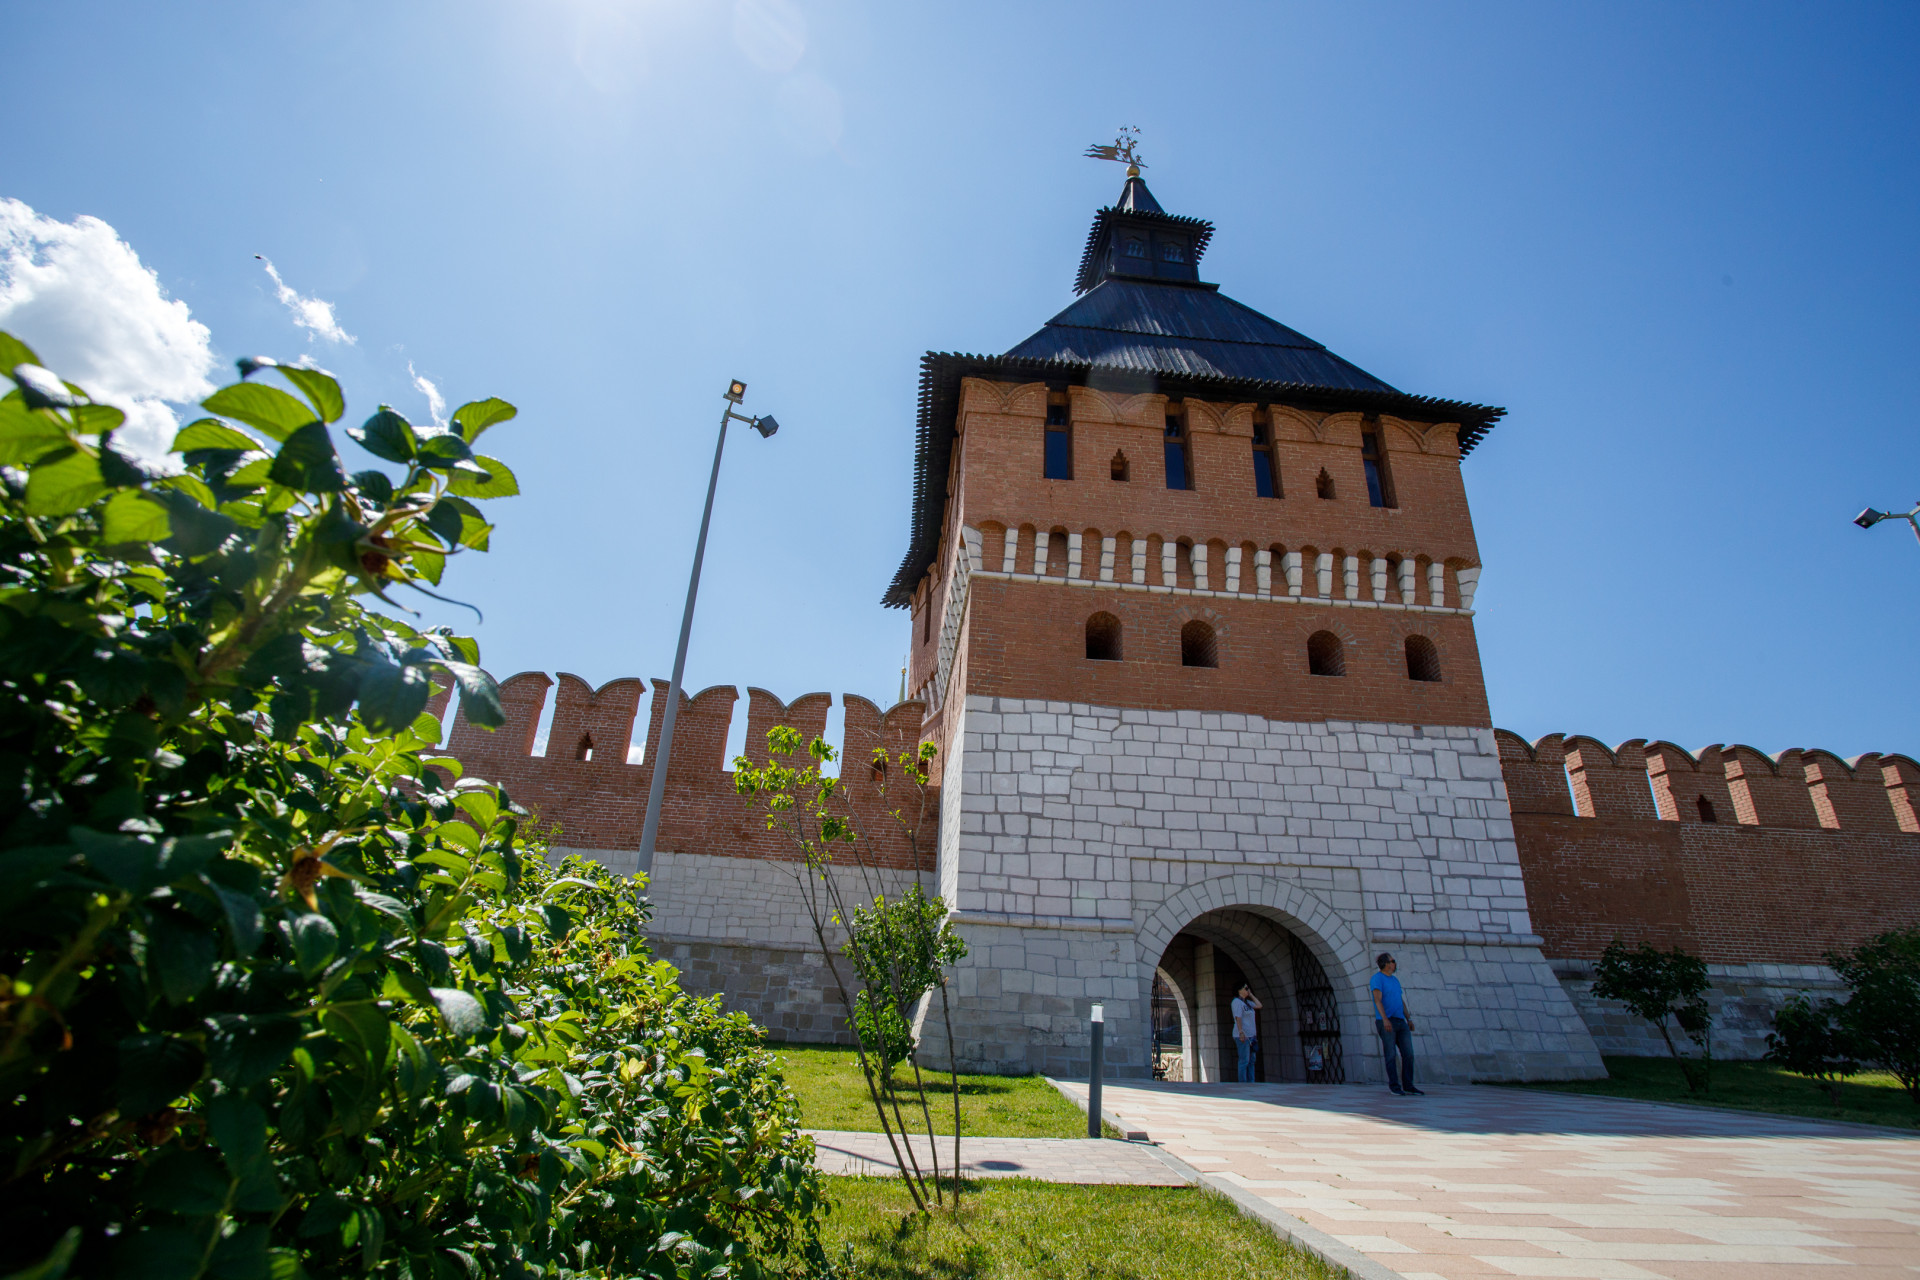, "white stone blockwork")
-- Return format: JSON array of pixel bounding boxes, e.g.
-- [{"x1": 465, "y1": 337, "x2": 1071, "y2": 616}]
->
[
  {"x1": 553, "y1": 846, "x2": 928, "y2": 951},
  {"x1": 927, "y1": 695, "x2": 1604, "y2": 1083}
]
